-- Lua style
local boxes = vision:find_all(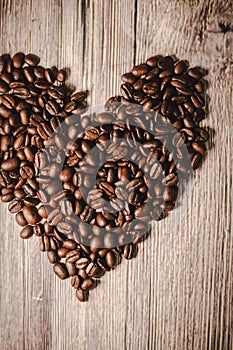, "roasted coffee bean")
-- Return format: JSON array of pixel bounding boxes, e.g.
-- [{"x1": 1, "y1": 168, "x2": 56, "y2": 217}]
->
[
  {"x1": 187, "y1": 67, "x2": 203, "y2": 80},
  {"x1": 163, "y1": 186, "x2": 178, "y2": 202},
  {"x1": 75, "y1": 257, "x2": 89, "y2": 269},
  {"x1": 192, "y1": 141, "x2": 206, "y2": 155},
  {"x1": 81, "y1": 278, "x2": 96, "y2": 291},
  {"x1": 12, "y1": 52, "x2": 25, "y2": 68},
  {"x1": 53, "y1": 263, "x2": 69, "y2": 280},
  {"x1": 56, "y1": 69, "x2": 66, "y2": 82},
  {"x1": 97, "y1": 257, "x2": 111, "y2": 271},
  {"x1": 33, "y1": 223, "x2": 44, "y2": 236},
  {"x1": 132, "y1": 64, "x2": 149, "y2": 76},
  {"x1": 8, "y1": 199, "x2": 23, "y2": 213},
  {"x1": 47, "y1": 250, "x2": 59, "y2": 264},
  {"x1": 16, "y1": 211, "x2": 27, "y2": 226},
  {"x1": 25, "y1": 53, "x2": 40, "y2": 67},
  {"x1": 71, "y1": 275, "x2": 81, "y2": 289},
  {"x1": 105, "y1": 251, "x2": 116, "y2": 268},
  {"x1": 65, "y1": 261, "x2": 78, "y2": 276},
  {"x1": 47, "y1": 208, "x2": 63, "y2": 226},
  {"x1": 20, "y1": 225, "x2": 34, "y2": 239},
  {"x1": 121, "y1": 72, "x2": 138, "y2": 84},
  {"x1": 22, "y1": 205, "x2": 40, "y2": 225},
  {"x1": 0, "y1": 80, "x2": 9, "y2": 93},
  {"x1": 86, "y1": 262, "x2": 104, "y2": 278},
  {"x1": 76, "y1": 288, "x2": 88, "y2": 302},
  {"x1": 122, "y1": 243, "x2": 136, "y2": 259},
  {"x1": 44, "y1": 68, "x2": 55, "y2": 84},
  {"x1": 63, "y1": 239, "x2": 77, "y2": 250},
  {"x1": 1, "y1": 157, "x2": 20, "y2": 171},
  {"x1": 66, "y1": 250, "x2": 80, "y2": 263}
]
